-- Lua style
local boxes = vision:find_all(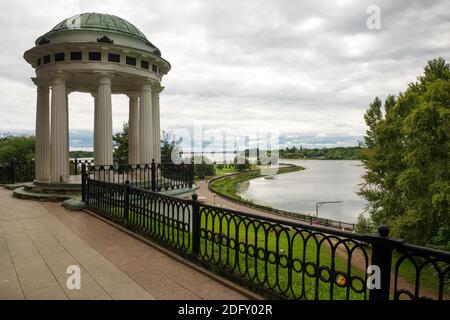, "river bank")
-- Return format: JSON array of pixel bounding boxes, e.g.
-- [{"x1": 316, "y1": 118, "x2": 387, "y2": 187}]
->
[
  {"x1": 208, "y1": 163, "x2": 356, "y2": 230},
  {"x1": 209, "y1": 163, "x2": 304, "y2": 202},
  {"x1": 239, "y1": 159, "x2": 366, "y2": 224}
]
